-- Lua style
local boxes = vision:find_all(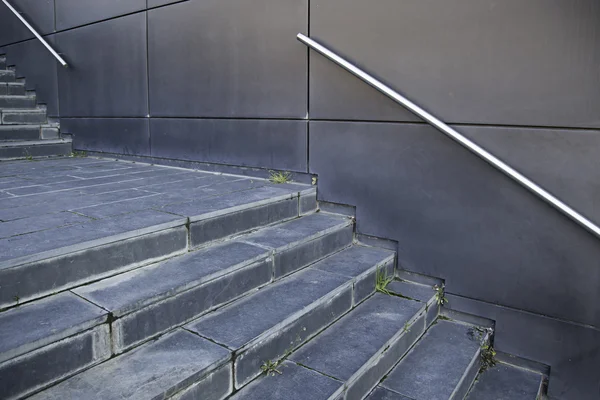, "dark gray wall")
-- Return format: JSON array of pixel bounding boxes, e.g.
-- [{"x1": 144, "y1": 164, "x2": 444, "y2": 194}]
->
[{"x1": 1, "y1": 1, "x2": 599, "y2": 398}]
